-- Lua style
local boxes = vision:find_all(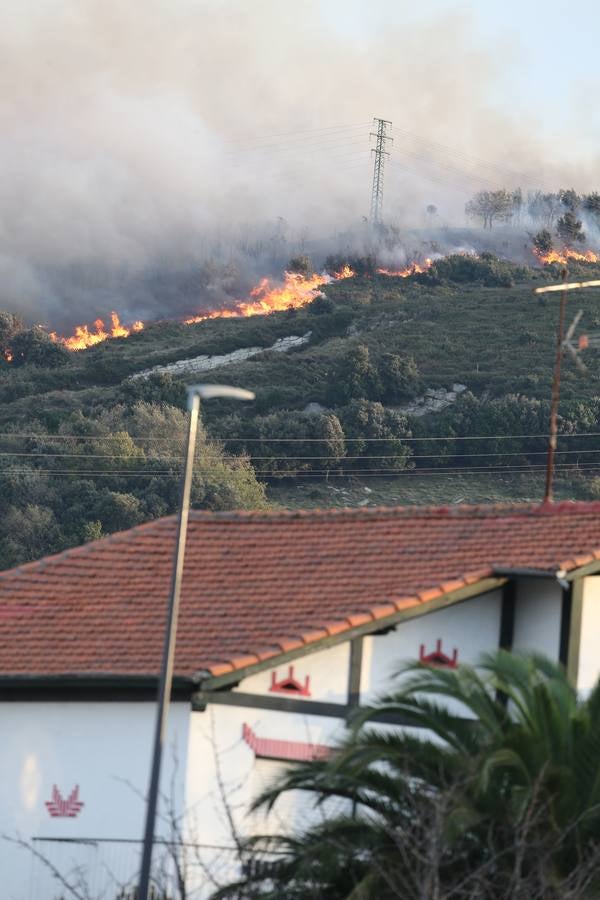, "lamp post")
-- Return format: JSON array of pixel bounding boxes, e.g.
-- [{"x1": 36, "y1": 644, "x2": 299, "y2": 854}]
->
[{"x1": 138, "y1": 383, "x2": 255, "y2": 900}]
